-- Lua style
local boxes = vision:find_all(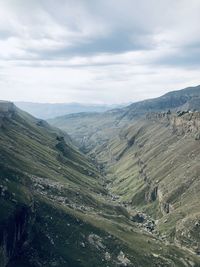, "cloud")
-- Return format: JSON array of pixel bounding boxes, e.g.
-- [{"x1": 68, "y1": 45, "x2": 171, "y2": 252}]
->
[{"x1": 0, "y1": 0, "x2": 199, "y2": 103}]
